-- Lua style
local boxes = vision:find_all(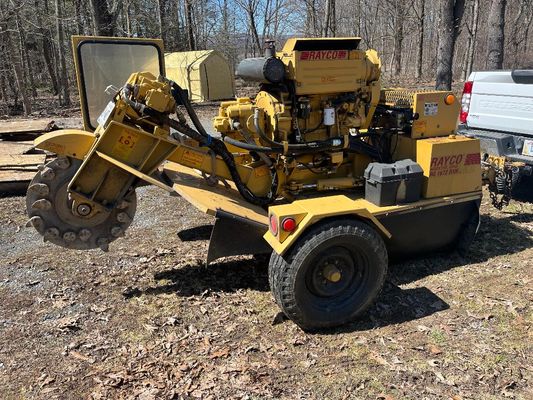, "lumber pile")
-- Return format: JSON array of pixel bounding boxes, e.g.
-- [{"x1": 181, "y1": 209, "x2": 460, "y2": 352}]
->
[{"x1": 0, "y1": 119, "x2": 58, "y2": 194}]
